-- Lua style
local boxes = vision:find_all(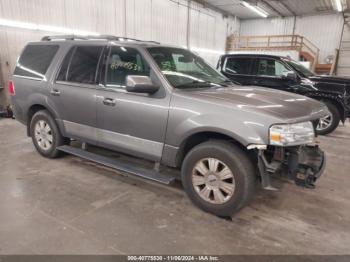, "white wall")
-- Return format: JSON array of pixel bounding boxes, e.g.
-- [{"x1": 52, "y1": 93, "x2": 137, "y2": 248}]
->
[
  {"x1": 240, "y1": 13, "x2": 343, "y2": 64},
  {"x1": 0, "y1": 0, "x2": 239, "y2": 106}
]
